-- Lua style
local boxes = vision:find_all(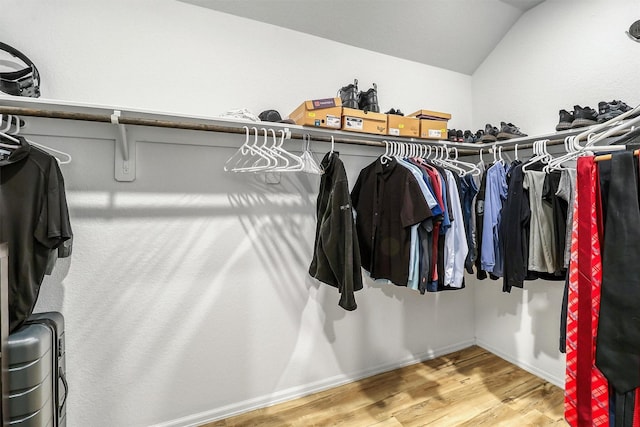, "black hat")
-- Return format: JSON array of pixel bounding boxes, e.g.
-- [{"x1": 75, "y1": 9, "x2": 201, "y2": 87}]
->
[{"x1": 259, "y1": 110, "x2": 295, "y2": 124}]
